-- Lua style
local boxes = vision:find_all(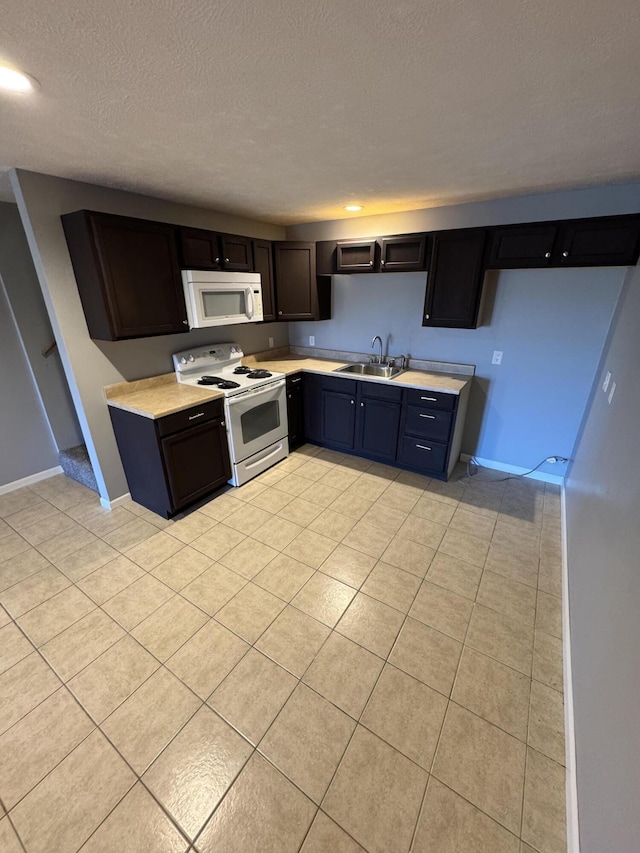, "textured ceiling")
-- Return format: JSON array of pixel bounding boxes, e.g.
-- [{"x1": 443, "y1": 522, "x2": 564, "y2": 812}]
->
[{"x1": 1, "y1": 0, "x2": 639, "y2": 224}]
